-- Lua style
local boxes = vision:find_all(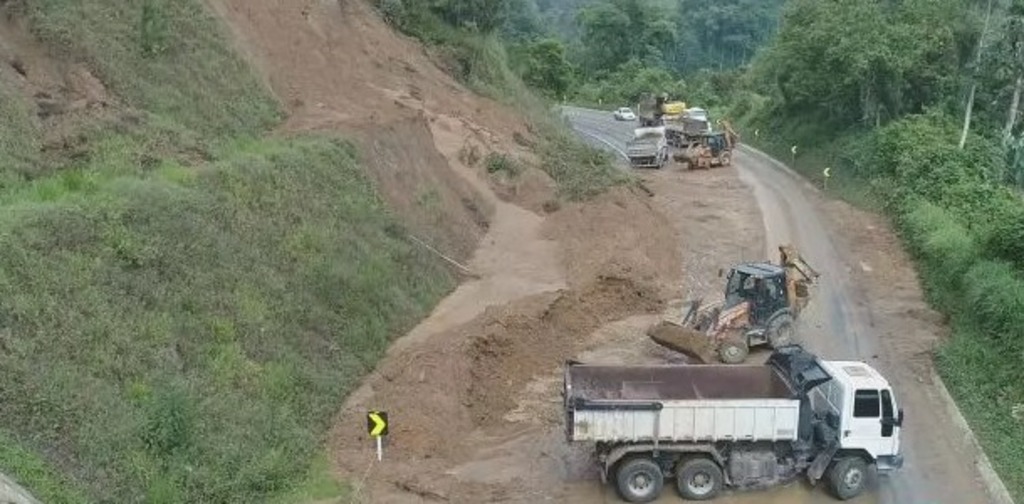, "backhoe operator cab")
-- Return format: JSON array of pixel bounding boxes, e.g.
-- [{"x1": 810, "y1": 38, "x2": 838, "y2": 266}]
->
[{"x1": 721, "y1": 263, "x2": 793, "y2": 347}]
